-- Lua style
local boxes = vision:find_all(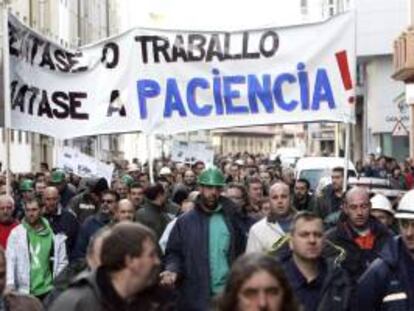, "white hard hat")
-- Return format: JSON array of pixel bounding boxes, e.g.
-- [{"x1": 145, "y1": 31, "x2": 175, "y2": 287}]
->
[
  {"x1": 235, "y1": 159, "x2": 244, "y2": 166},
  {"x1": 396, "y1": 190, "x2": 414, "y2": 220},
  {"x1": 159, "y1": 167, "x2": 172, "y2": 175},
  {"x1": 127, "y1": 163, "x2": 140, "y2": 173},
  {"x1": 370, "y1": 194, "x2": 394, "y2": 215}
]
